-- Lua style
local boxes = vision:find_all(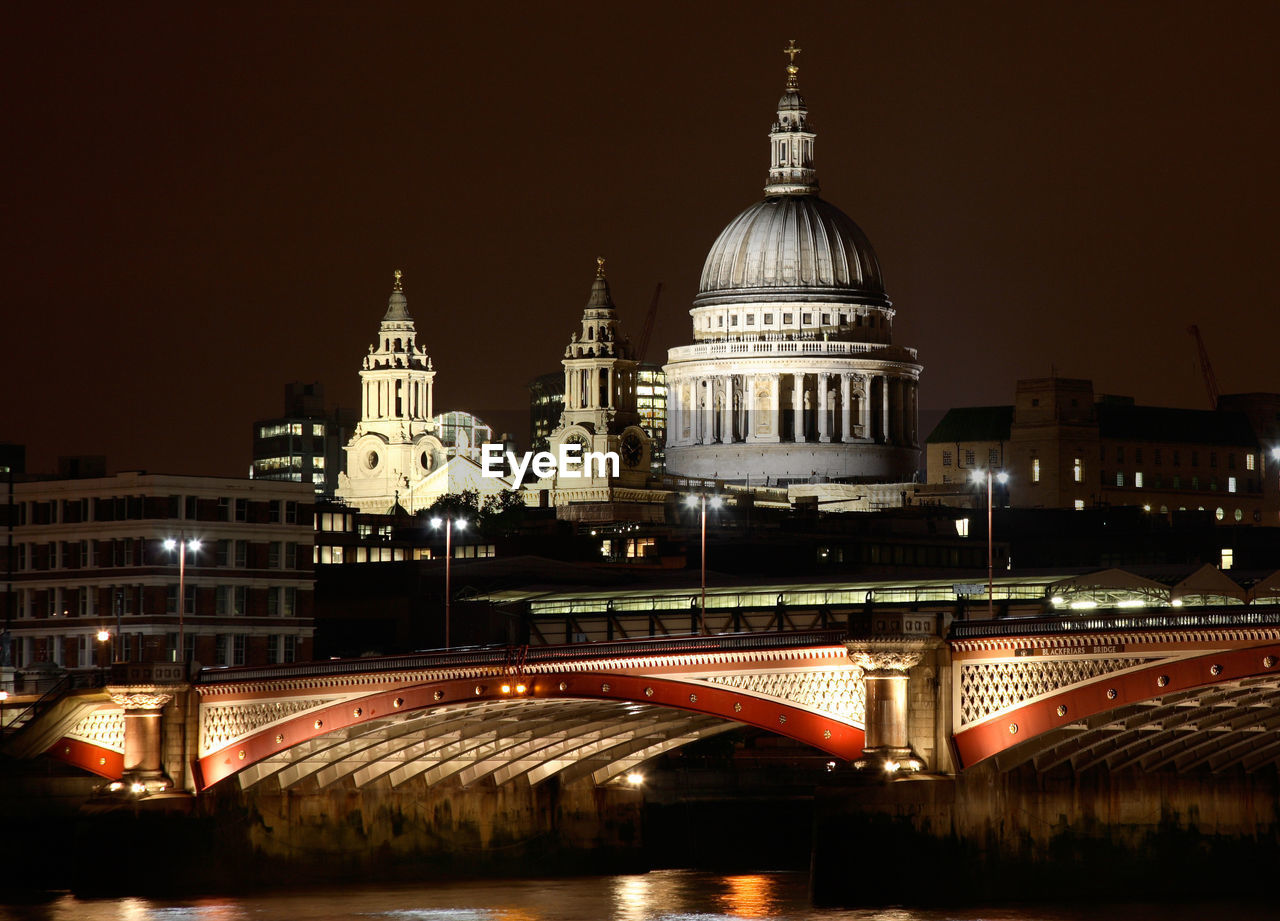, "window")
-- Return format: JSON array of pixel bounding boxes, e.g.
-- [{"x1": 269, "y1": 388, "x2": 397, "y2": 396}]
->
[
  {"x1": 1073, "y1": 458, "x2": 1083, "y2": 483},
  {"x1": 216, "y1": 540, "x2": 230, "y2": 567},
  {"x1": 1135, "y1": 447, "x2": 1143, "y2": 464},
  {"x1": 1074, "y1": 499, "x2": 1085, "y2": 510},
  {"x1": 285, "y1": 501, "x2": 298, "y2": 524},
  {"x1": 268, "y1": 542, "x2": 281, "y2": 569},
  {"x1": 821, "y1": 313, "x2": 830, "y2": 325},
  {"x1": 269, "y1": 500, "x2": 281, "y2": 523},
  {"x1": 1221, "y1": 548, "x2": 1234, "y2": 570},
  {"x1": 217, "y1": 498, "x2": 230, "y2": 521},
  {"x1": 267, "y1": 588, "x2": 280, "y2": 617},
  {"x1": 283, "y1": 587, "x2": 297, "y2": 616},
  {"x1": 233, "y1": 586, "x2": 247, "y2": 616},
  {"x1": 184, "y1": 584, "x2": 196, "y2": 615},
  {"x1": 1135, "y1": 471, "x2": 1144, "y2": 488},
  {"x1": 1173, "y1": 475, "x2": 1181, "y2": 488},
  {"x1": 285, "y1": 542, "x2": 297, "y2": 569},
  {"x1": 235, "y1": 541, "x2": 247, "y2": 568},
  {"x1": 1210, "y1": 452, "x2": 1217, "y2": 468},
  {"x1": 215, "y1": 634, "x2": 229, "y2": 666},
  {"x1": 801, "y1": 313, "x2": 812, "y2": 324},
  {"x1": 1192, "y1": 476, "x2": 1200, "y2": 490},
  {"x1": 782, "y1": 313, "x2": 792, "y2": 324},
  {"x1": 745, "y1": 314, "x2": 754, "y2": 325},
  {"x1": 1215, "y1": 507, "x2": 1224, "y2": 521},
  {"x1": 215, "y1": 586, "x2": 229, "y2": 615},
  {"x1": 1228, "y1": 476, "x2": 1237, "y2": 493},
  {"x1": 964, "y1": 450, "x2": 976, "y2": 466},
  {"x1": 1234, "y1": 509, "x2": 1243, "y2": 522},
  {"x1": 942, "y1": 451, "x2": 952, "y2": 466},
  {"x1": 730, "y1": 315, "x2": 738, "y2": 326},
  {"x1": 1115, "y1": 472, "x2": 1125, "y2": 487},
  {"x1": 1246, "y1": 453, "x2": 1255, "y2": 471},
  {"x1": 1116, "y1": 447, "x2": 1124, "y2": 463},
  {"x1": 232, "y1": 635, "x2": 246, "y2": 666},
  {"x1": 313, "y1": 424, "x2": 325, "y2": 437},
  {"x1": 1173, "y1": 451, "x2": 1180, "y2": 467},
  {"x1": 1228, "y1": 453, "x2": 1236, "y2": 470},
  {"x1": 1154, "y1": 449, "x2": 1162, "y2": 466},
  {"x1": 763, "y1": 313, "x2": 773, "y2": 324},
  {"x1": 234, "y1": 499, "x2": 248, "y2": 522},
  {"x1": 1032, "y1": 458, "x2": 1040, "y2": 483},
  {"x1": 717, "y1": 316, "x2": 723, "y2": 327},
  {"x1": 988, "y1": 449, "x2": 999, "y2": 466},
  {"x1": 1191, "y1": 451, "x2": 1199, "y2": 467}
]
